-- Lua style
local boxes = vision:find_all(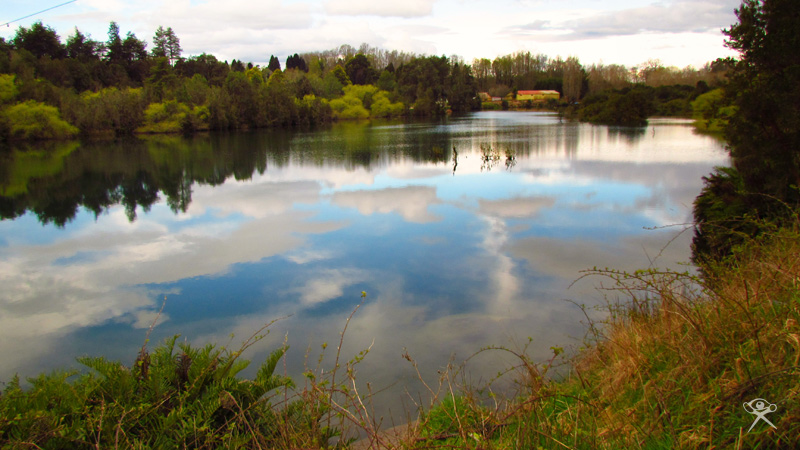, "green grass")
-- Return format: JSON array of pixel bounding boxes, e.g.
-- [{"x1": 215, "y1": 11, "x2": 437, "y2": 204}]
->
[{"x1": 0, "y1": 321, "x2": 320, "y2": 449}]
